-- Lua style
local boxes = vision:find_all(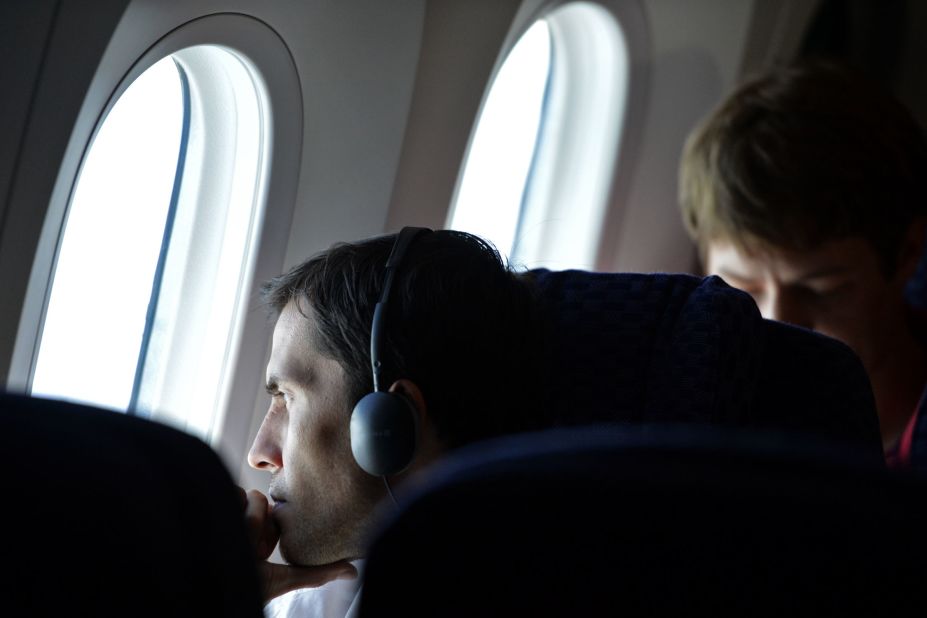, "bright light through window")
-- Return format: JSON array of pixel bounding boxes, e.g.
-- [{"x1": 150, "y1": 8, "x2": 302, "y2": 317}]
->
[
  {"x1": 449, "y1": 20, "x2": 551, "y2": 262},
  {"x1": 31, "y1": 57, "x2": 185, "y2": 411}
]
